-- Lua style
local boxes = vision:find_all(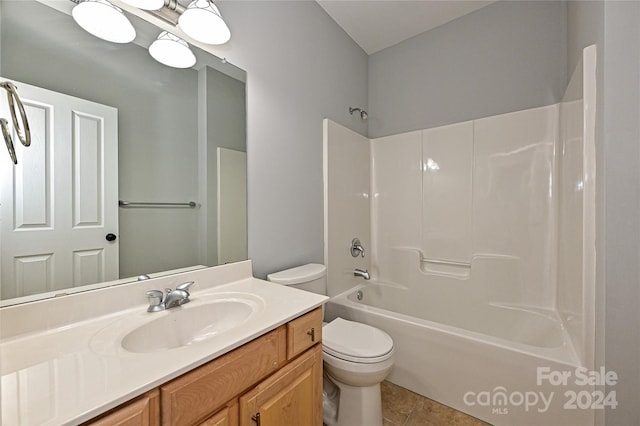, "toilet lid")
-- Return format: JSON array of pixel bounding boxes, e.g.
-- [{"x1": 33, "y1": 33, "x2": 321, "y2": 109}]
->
[{"x1": 323, "y1": 318, "x2": 394, "y2": 363}]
